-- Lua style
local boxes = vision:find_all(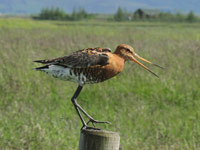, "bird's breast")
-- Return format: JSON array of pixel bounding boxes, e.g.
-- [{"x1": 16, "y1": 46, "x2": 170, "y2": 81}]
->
[
  {"x1": 102, "y1": 54, "x2": 125, "y2": 80},
  {"x1": 84, "y1": 53, "x2": 125, "y2": 83}
]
